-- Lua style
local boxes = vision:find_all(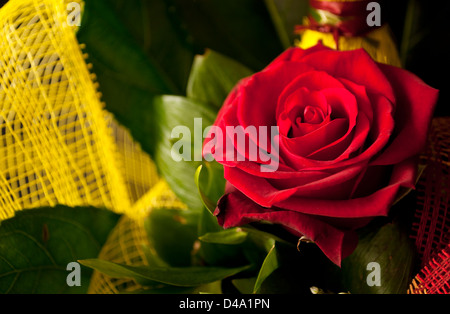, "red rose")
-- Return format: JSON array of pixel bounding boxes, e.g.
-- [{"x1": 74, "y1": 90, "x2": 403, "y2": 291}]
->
[{"x1": 203, "y1": 44, "x2": 438, "y2": 266}]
